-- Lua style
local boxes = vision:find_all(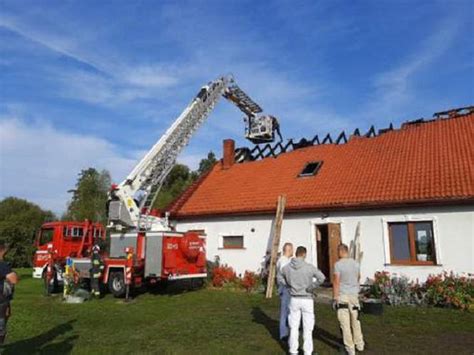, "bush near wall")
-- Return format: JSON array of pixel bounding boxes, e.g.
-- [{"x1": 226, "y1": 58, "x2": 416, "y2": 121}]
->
[
  {"x1": 364, "y1": 271, "x2": 474, "y2": 310},
  {"x1": 212, "y1": 265, "x2": 237, "y2": 287},
  {"x1": 206, "y1": 262, "x2": 263, "y2": 293},
  {"x1": 240, "y1": 271, "x2": 261, "y2": 293}
]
